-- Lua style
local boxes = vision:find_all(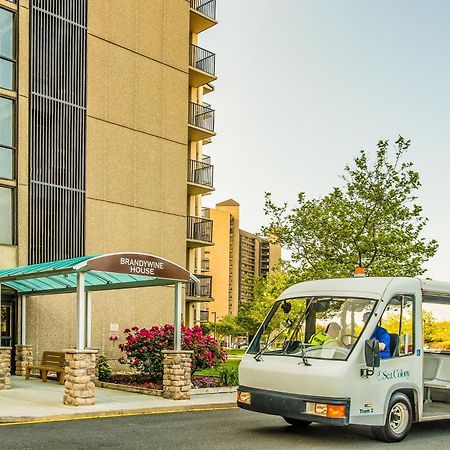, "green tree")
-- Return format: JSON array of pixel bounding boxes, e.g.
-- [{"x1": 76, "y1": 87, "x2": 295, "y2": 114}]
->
[
  {"x1": 215, "y1": 315, "x2": 243, "y2": 339},
  {"x1": 428, "y1": 320, "x2": 450, "y2": 343},
  {"x1": 236, "y1": 266, "x2": 299, "y2": 337},
  {"x1": 263, "y1": 137, "x2": 438, "y2": 279},
  {"x1": 422, "y1": 310, "x2": 437, "y2": 343}
]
